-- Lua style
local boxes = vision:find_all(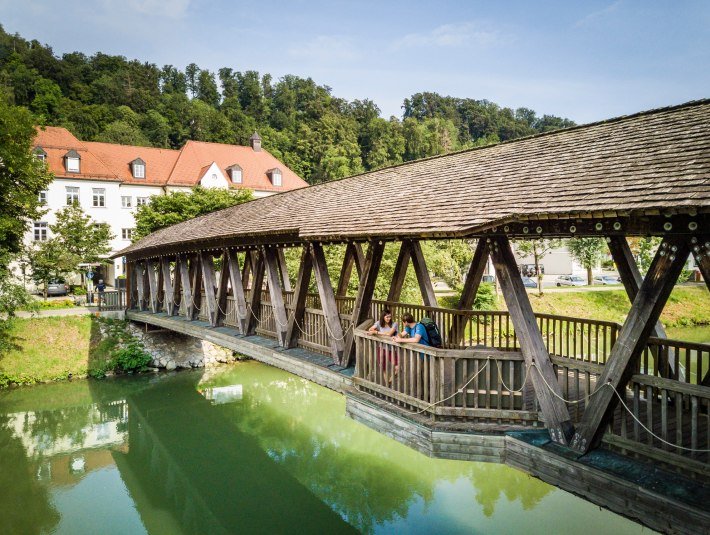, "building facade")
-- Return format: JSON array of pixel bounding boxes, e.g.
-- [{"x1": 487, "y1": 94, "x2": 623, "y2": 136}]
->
[{"x1": 28, "y1": 127, "x2": 307, "y2": 286}]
